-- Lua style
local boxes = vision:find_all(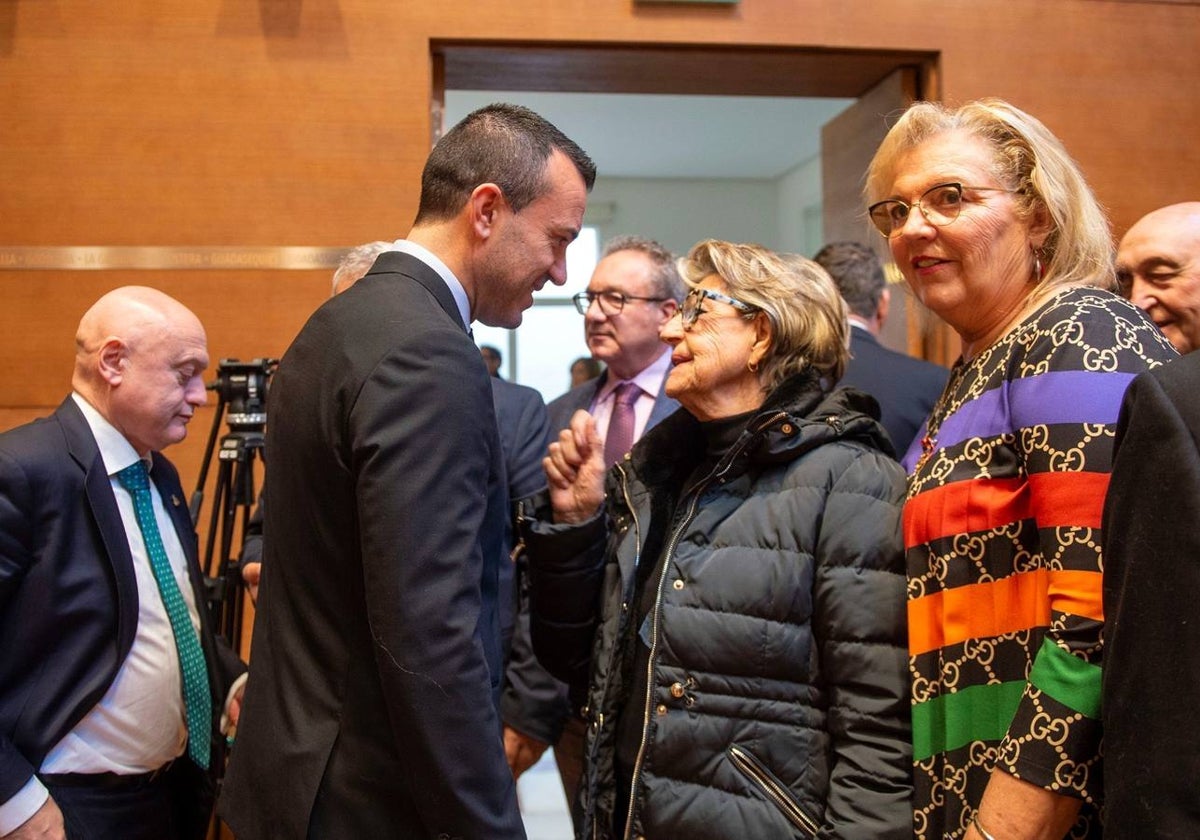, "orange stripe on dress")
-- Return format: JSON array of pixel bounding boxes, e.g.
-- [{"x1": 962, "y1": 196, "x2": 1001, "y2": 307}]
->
[
  {"x1": 904, "y1": 472, "x2": 1110, "y2": 547},
  {"x1": 1048, "y1": 569, "x2": 1104, "y2": 622},
  {"x1": 909, "y1": 570, "x2": 1052, "y2": 656}
]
